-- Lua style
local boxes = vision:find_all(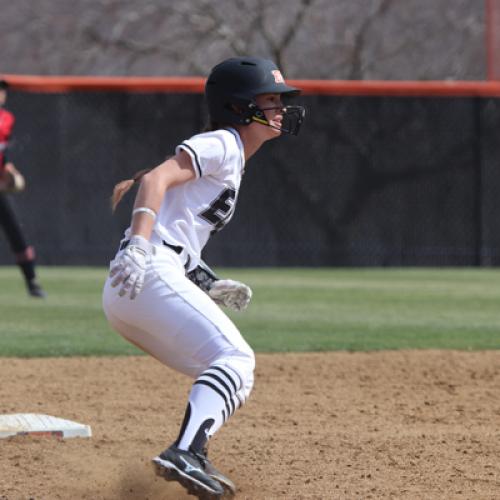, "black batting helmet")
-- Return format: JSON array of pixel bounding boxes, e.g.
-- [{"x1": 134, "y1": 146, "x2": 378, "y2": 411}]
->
[
  {"x1": 0, "y1": 79, "x2": 9, "y2": 90},
  {"x1": 205, "y1": 57, "x2": 305, "y2": 135}
]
